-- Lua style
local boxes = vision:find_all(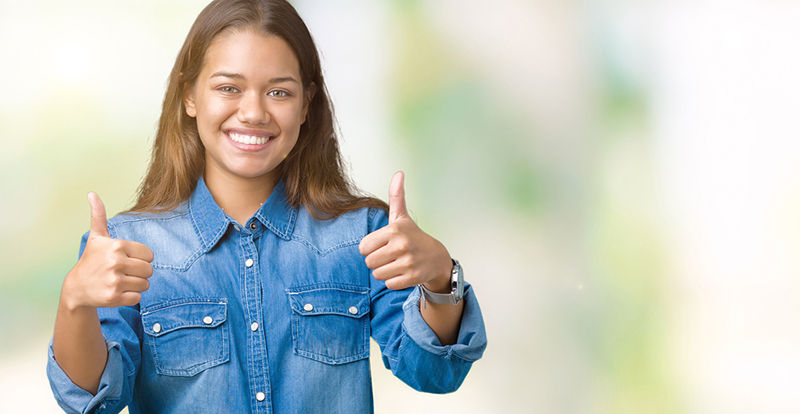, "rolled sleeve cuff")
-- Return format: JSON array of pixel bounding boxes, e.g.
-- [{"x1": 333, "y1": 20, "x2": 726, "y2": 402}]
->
[
  {"x1": 47, "y1": 338, "x2": 124, "y2": 414},
  {"x1": 401, "y1": 283, "x2": 487, "y2": 363}
]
